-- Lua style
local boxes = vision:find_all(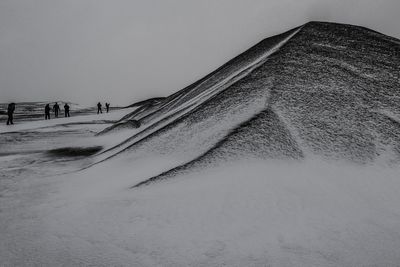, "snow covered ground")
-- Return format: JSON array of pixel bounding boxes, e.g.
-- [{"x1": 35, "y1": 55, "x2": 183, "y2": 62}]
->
[{"x1": 1, "y1": 109, "x2": 400, "y2": 266}]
